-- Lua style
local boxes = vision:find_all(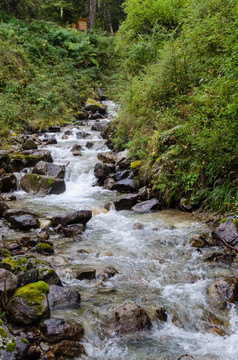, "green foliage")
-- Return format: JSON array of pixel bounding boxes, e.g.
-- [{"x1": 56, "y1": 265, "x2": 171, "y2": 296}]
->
[
  {"x1": 0, "y1": 19, "x2": 115, "y2": 144},
  {"x1": 114, "y1": 0, "x2": 238, "y2": 212}
]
